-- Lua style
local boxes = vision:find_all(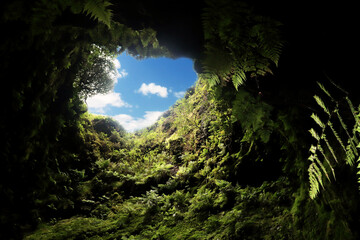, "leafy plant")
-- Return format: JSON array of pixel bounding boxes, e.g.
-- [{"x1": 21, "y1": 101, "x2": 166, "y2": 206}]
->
[
  {"x1": 200, "y1": 0, "x2": 284, "y2": 89},
  {"x1": 82, "y1": 0, "x2": 113, "y2": 28},
  {"x1": 74, "y1": 45, "x2": 118, "y2": 99},
  {"x1": 308, "y1": 82, "x2": 360, "y2": 199}
]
